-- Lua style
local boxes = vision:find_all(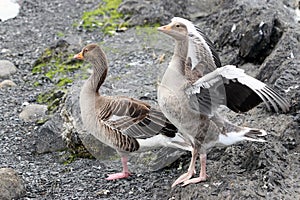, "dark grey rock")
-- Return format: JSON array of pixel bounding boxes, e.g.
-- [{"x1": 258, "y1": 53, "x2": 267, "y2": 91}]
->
[
  {"x1": 118, "y1": 0, "x2": 188, "y2": 26},
  {"x1": 239, "y1": 18, "x2": 283, "y2": 64},
  {"x1": 0, "y1": 168, "x2": 25, "y2": 200},
  {"x1": 35, "y1": 113, "x2": 67, "y2": 153}
]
